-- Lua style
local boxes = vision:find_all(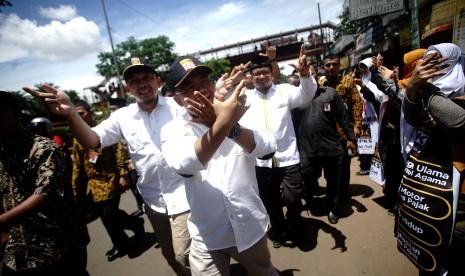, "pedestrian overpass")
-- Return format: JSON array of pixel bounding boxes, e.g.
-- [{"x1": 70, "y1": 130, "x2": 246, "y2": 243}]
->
[{"x1": 191, "y1": 22, "x2": 336, "y2": 67}]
